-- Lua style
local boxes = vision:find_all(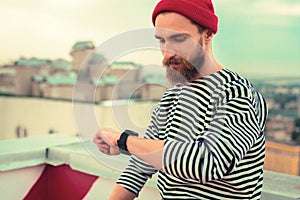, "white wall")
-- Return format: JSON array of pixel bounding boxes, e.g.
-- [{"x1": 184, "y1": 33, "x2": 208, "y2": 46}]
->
[
  {"x1": 0, "y1": 165, "x2": 46, "y2": 199},
  {"x1": 0, "y1": 96, "x2": 157, "y2": 140}
]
